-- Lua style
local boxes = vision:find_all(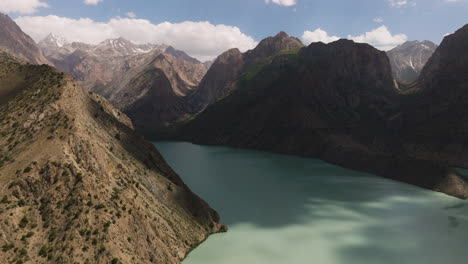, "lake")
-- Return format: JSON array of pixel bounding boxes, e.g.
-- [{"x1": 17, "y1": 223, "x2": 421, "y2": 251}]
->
[{"x1": 154, "y1": 141, "x2": 468, "y2": 264}]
